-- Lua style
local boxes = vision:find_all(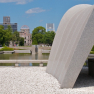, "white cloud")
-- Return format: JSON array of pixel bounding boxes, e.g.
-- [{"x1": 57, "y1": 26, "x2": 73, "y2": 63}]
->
[
  {"x1": 0, "y1": 0, "x2": 33, "y2": 4},
  {"x1": 26, "y1": 8, "x2": 46, "y2": 14}
]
